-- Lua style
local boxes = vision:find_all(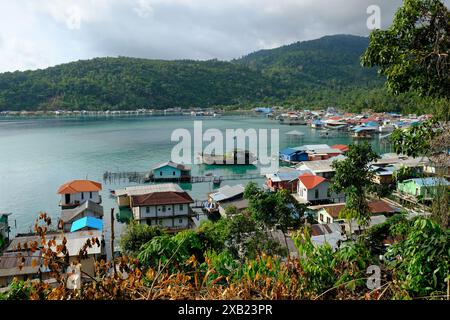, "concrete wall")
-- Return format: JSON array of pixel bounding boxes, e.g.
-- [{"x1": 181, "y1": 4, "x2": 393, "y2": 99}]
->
[
  {"x1": 61, "y1": 191, "x2": 100, "y2": 206},
  {"x1": 153, "y1": 166, "x2": 181, "y2": 179},
  {"x1": 139, "y1": 216, "x2": 189, "y2": 229},
  {"x1": 137, "y1": 203, "x2": 190, "y2": 219},
  {"x1": 297, "y1": 181, "x2": 344, "y2": 203}
]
